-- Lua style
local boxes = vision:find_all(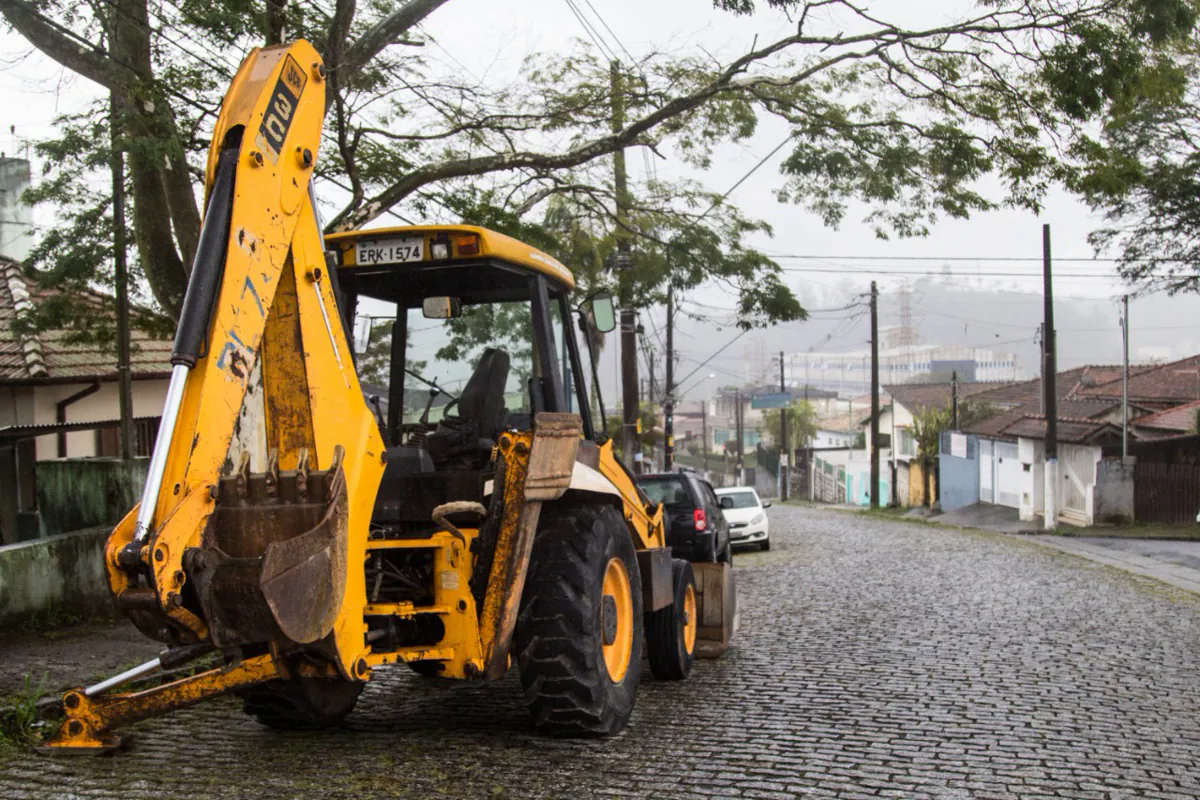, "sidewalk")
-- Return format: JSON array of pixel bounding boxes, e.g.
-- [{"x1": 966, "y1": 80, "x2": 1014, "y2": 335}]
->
[
  {"x1": 926, "y1": 503, "x2": 1200, "y2": 596},
  {"x1": 1022, "y1": 536, "x2": 1200, "y2": 595}
]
